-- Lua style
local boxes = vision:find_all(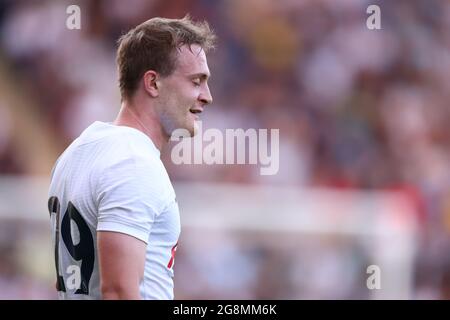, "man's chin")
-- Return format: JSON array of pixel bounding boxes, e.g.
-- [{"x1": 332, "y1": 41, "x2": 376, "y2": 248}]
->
[
  {"x1": 185, "y1": 120, "x2": 200, "y2": 137},
  {"x1": 169, "y1": 122, "x2": 198, "y2": 140},
  {"x1": 192, "y1": 121, "x2": 200, "y2": 137}
]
